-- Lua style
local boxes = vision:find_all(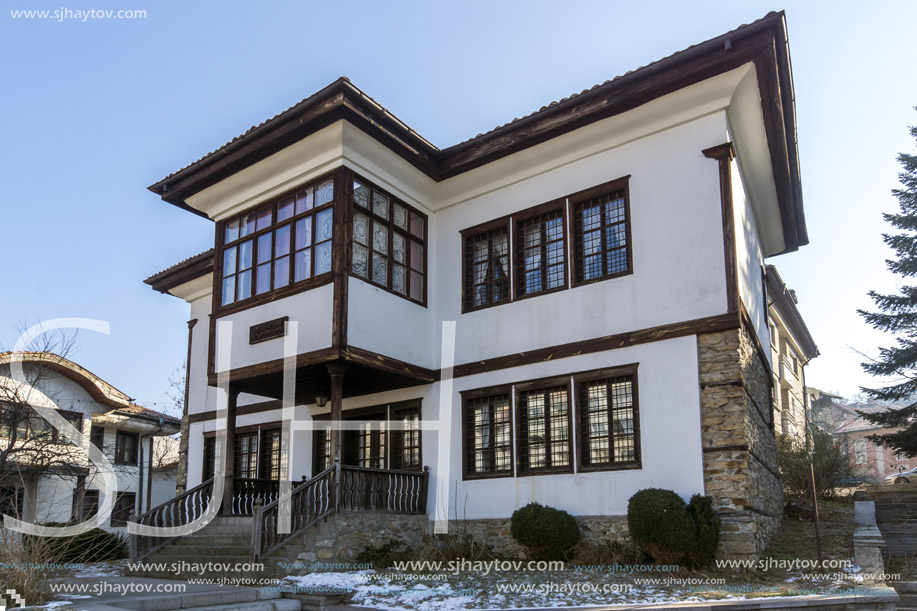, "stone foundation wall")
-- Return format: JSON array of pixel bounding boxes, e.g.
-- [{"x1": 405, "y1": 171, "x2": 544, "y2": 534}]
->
[
  {"x1": 288, "y1": 513, "x2": 630, "y2": 567},
  {"x1": 698, "y1": 325, "x2": 783, "y2": 562}
]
